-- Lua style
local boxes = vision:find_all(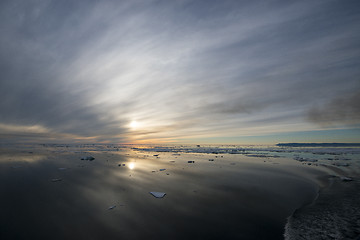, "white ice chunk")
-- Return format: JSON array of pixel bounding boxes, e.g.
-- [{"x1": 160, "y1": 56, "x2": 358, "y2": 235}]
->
[
  {"x1": 149, "y1": 192, "x2": 166, "y2": 198},
  {"x1": 340, "y1": 176, "x2": 353, "y2": 181}
]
